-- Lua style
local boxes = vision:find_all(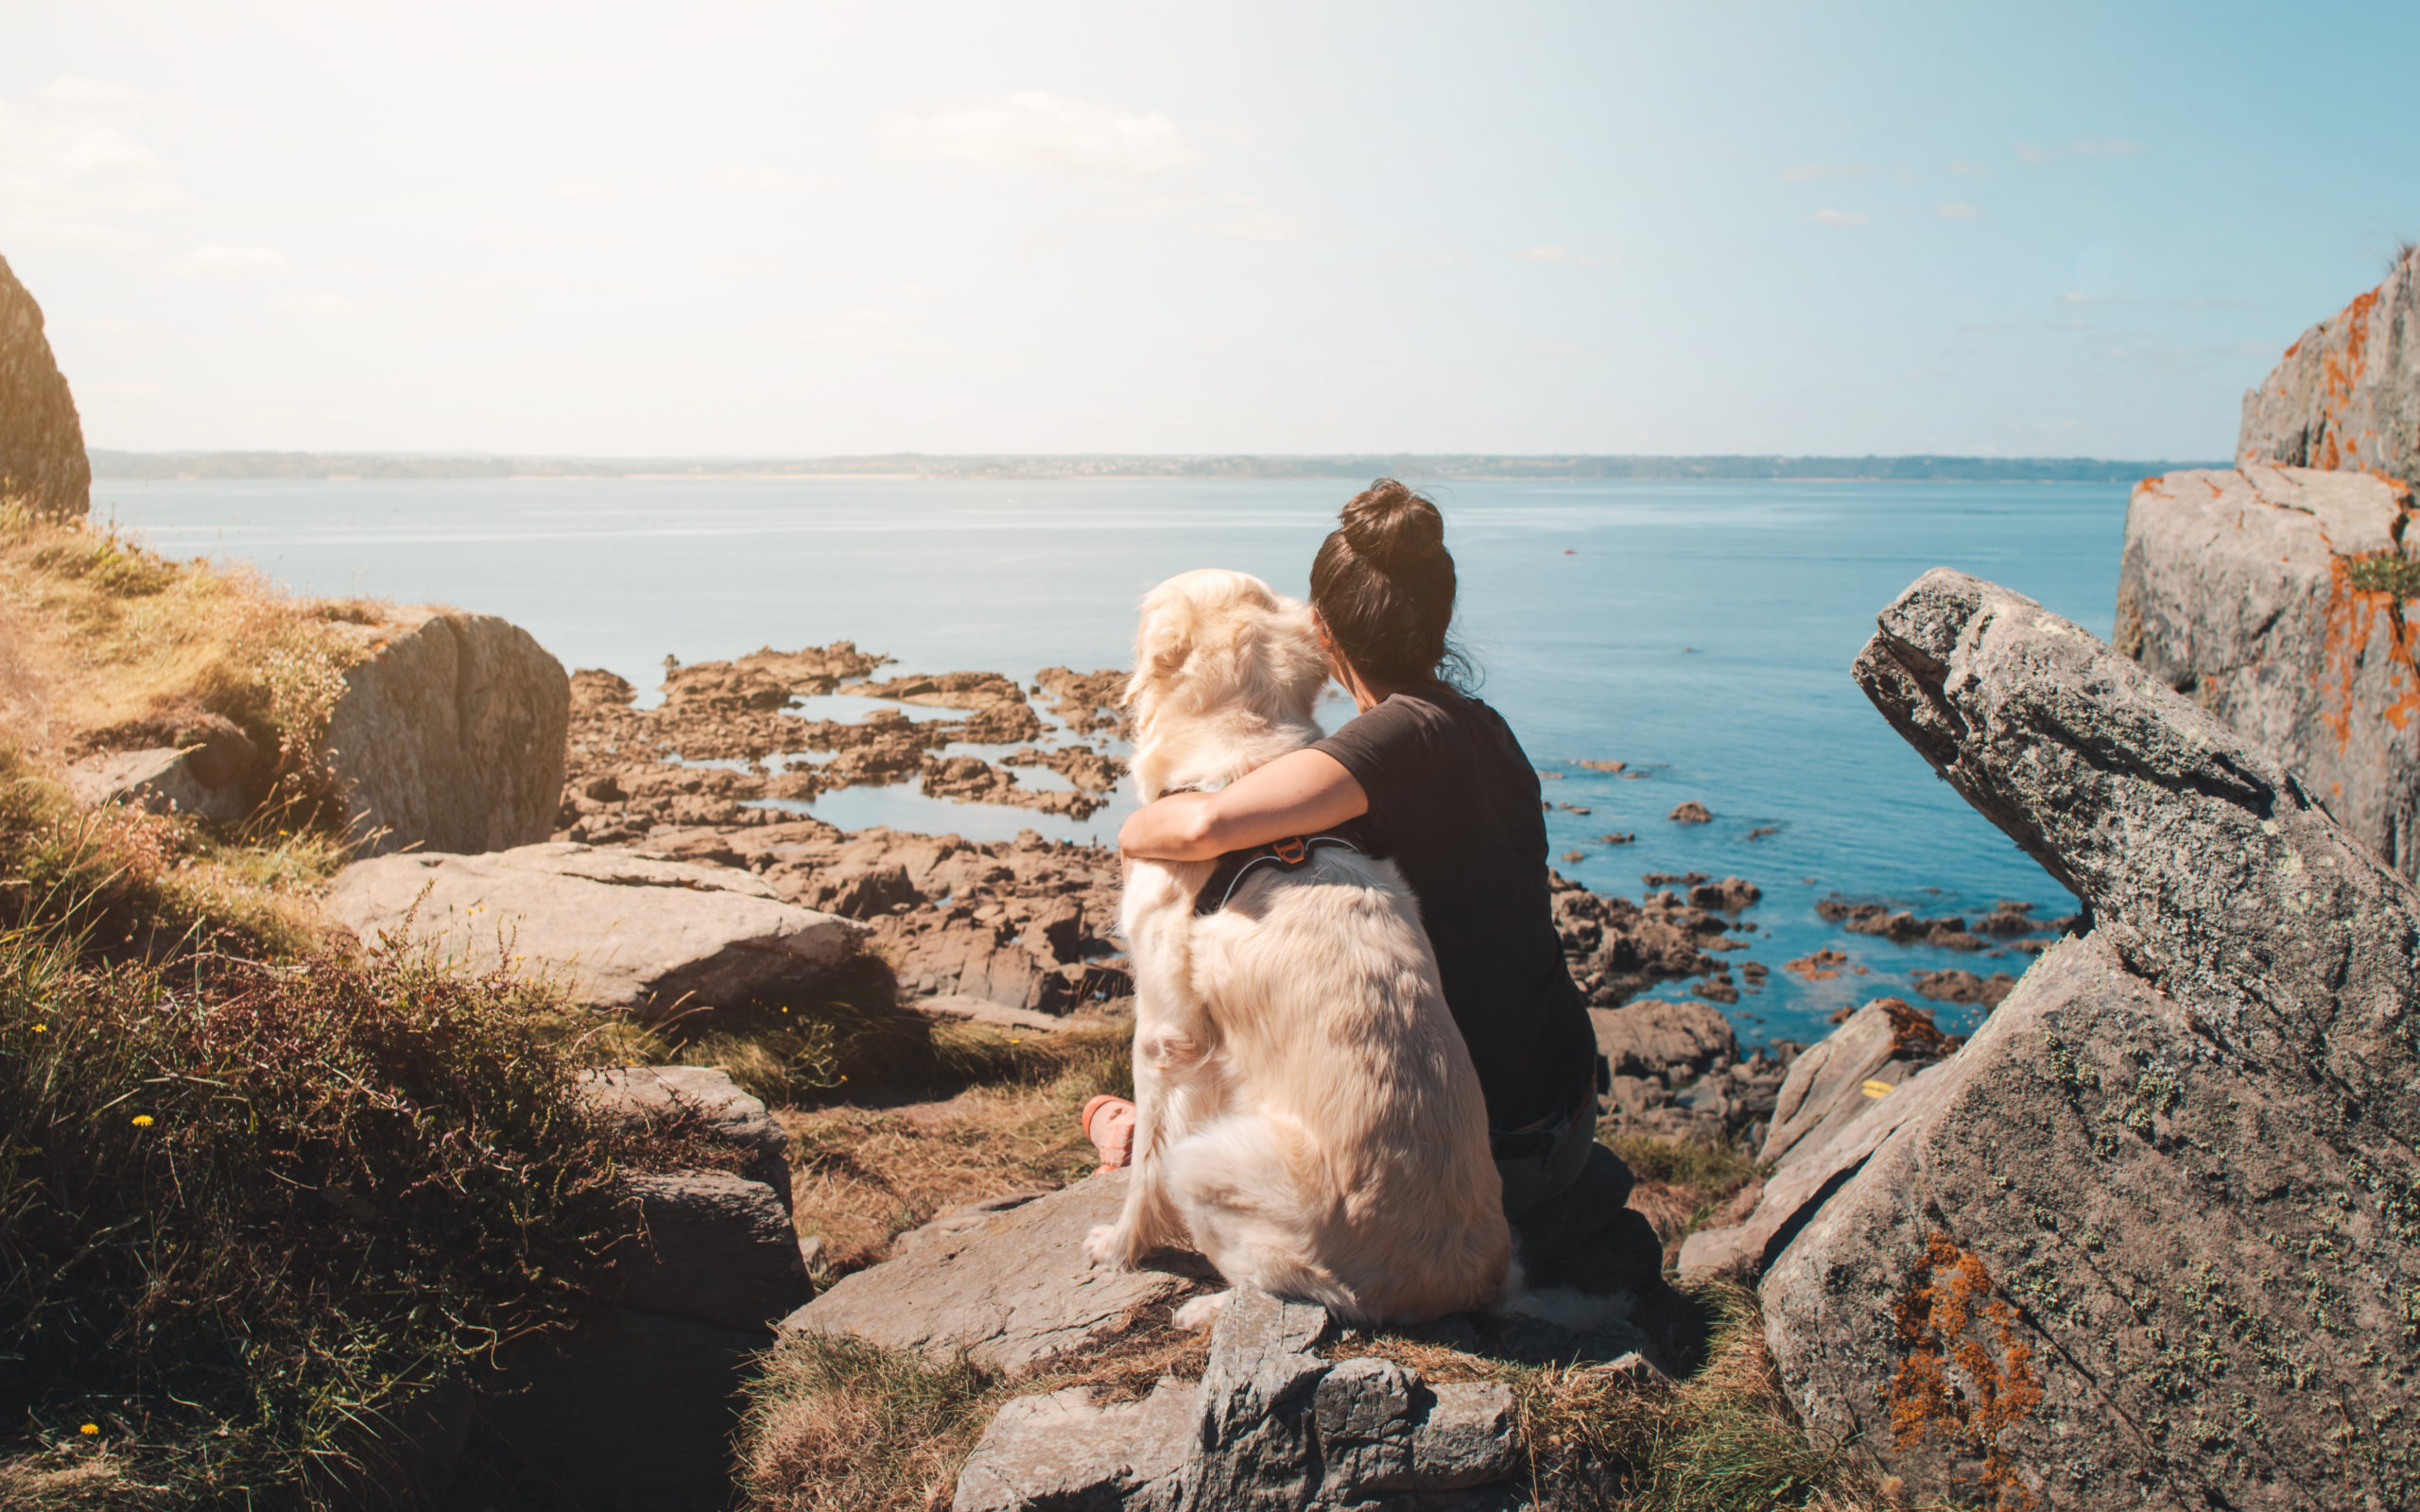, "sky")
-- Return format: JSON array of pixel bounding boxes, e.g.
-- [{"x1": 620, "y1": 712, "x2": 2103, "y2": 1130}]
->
[{"x1": 2, "y1": 0, "x2": 2414, "y2": 458}]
